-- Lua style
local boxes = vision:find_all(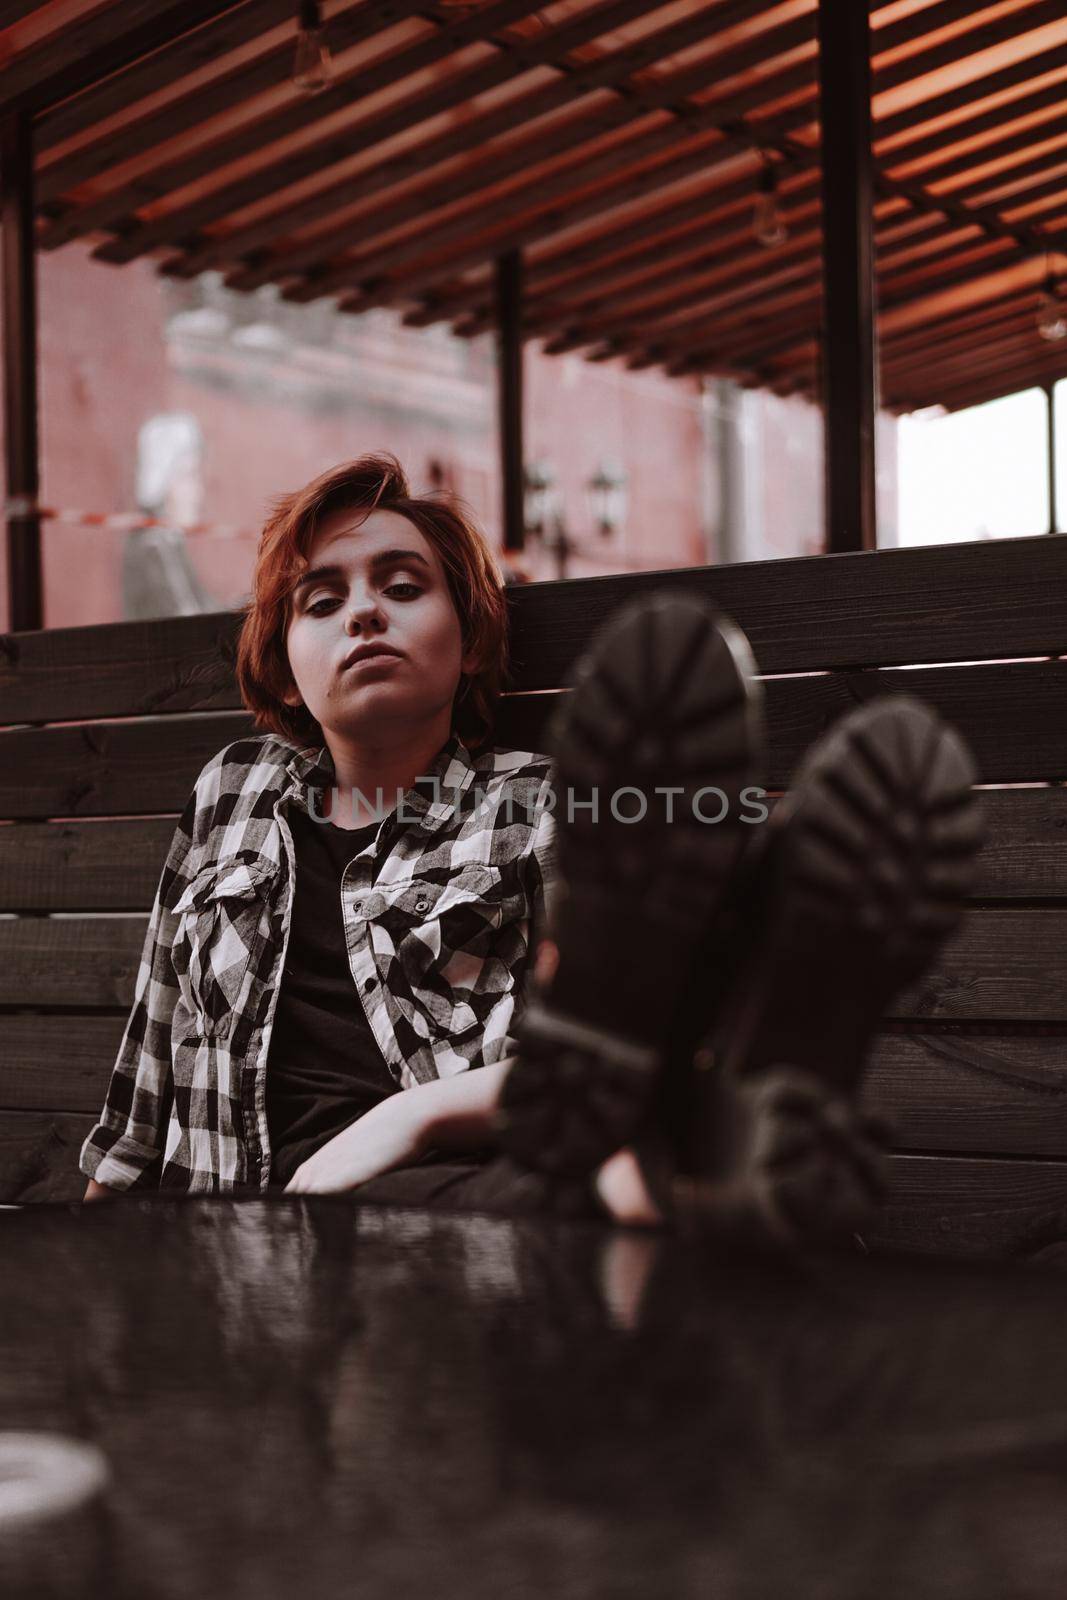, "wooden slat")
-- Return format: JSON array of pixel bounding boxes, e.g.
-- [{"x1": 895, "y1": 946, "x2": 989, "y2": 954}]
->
[
  {"x1": 0, "y1": 3, "x2": 49, "y2": 28},
  {"x1": 0, "y1": 1110, "x2": 94, "y2": 1203},
  {"x1": 0, "y1": 657, "x2": 1065, "y2": 818},
  {"x1": 34, "y1": 0, "x2": 408, "y2": 163},
  {"x1": 871, "y1": 1153, "x2": 1067, "y2": 1261},
  {"x1": 502, "y1": 661, "x2": 1067, "y2": 789},
  {"x1": 968, "y1": 788, "x2": 1067, "y2": 898},
  {"x1": 4, "y1": 540, "x2": 1067, "y2": 729},
  {"x1": 0, "y1": 607, "x2": 241, "y2": 723},
  {"x1": 422, "y1": 45, "x2": 1067, "y2": 333},
  {"x1": 0, "y1": 818, "x2": 177, "y2": 910},
  {"x1": 0, "y1": 918, "x2": 146, "y2": 1006},
  {"x1": 324, "y1": 10, "x2": 1067, "y2": 317},
  {"x1": 0, "y1": 0, "x2": 246, "y2": 118},
  {"x1": 243, "y1": 0, "x2": 1041, "y2": 301},
  {"x1": 4, "y1": 791, "x2": 1060, "y2": 911},
  {"x1": 0, "y1": 907, "x2": 1064, "y2": 1022},
  {"x1": 0, "y1": 714, "x2": 252, "y2": 817},
  {"x1": 178, "y1": 0, "x2": 765, "y2": 285},
  {"x1": 8, "y1": 1017, "x2": 1067, "y2": 1150},
  {"x1": 2, "y1": 1112, "x2": 1066, "y2": 1248},
  {"x1": 894, "y1": 909, "x2": 1067, "y2": 1025},
  {"x1": 48, "y1": 0, "x2": 553, "y2": 253},
  {"x1": 867, "y1": 1033, "x2": 1067, "y2": 1158},
  {"x1": 0, "y1": 1015, "x2": 124, "y2": 1113},
  {"x1": 81, "y1": 0, "x2": 694, "y2": 262},
  {"x1": 767, "y1": 663, "x2": 1067, "y2": 791}
]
